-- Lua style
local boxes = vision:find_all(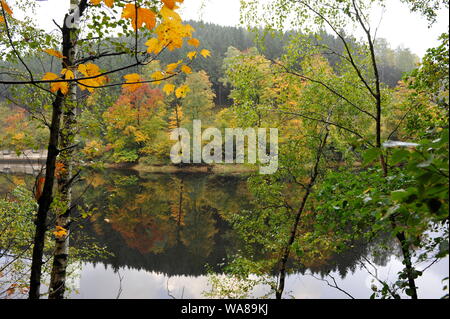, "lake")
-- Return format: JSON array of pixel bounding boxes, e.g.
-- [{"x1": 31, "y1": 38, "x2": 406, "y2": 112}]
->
[{"x1": 1, "y1": 167, "x2": 448, "y2": 299}]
